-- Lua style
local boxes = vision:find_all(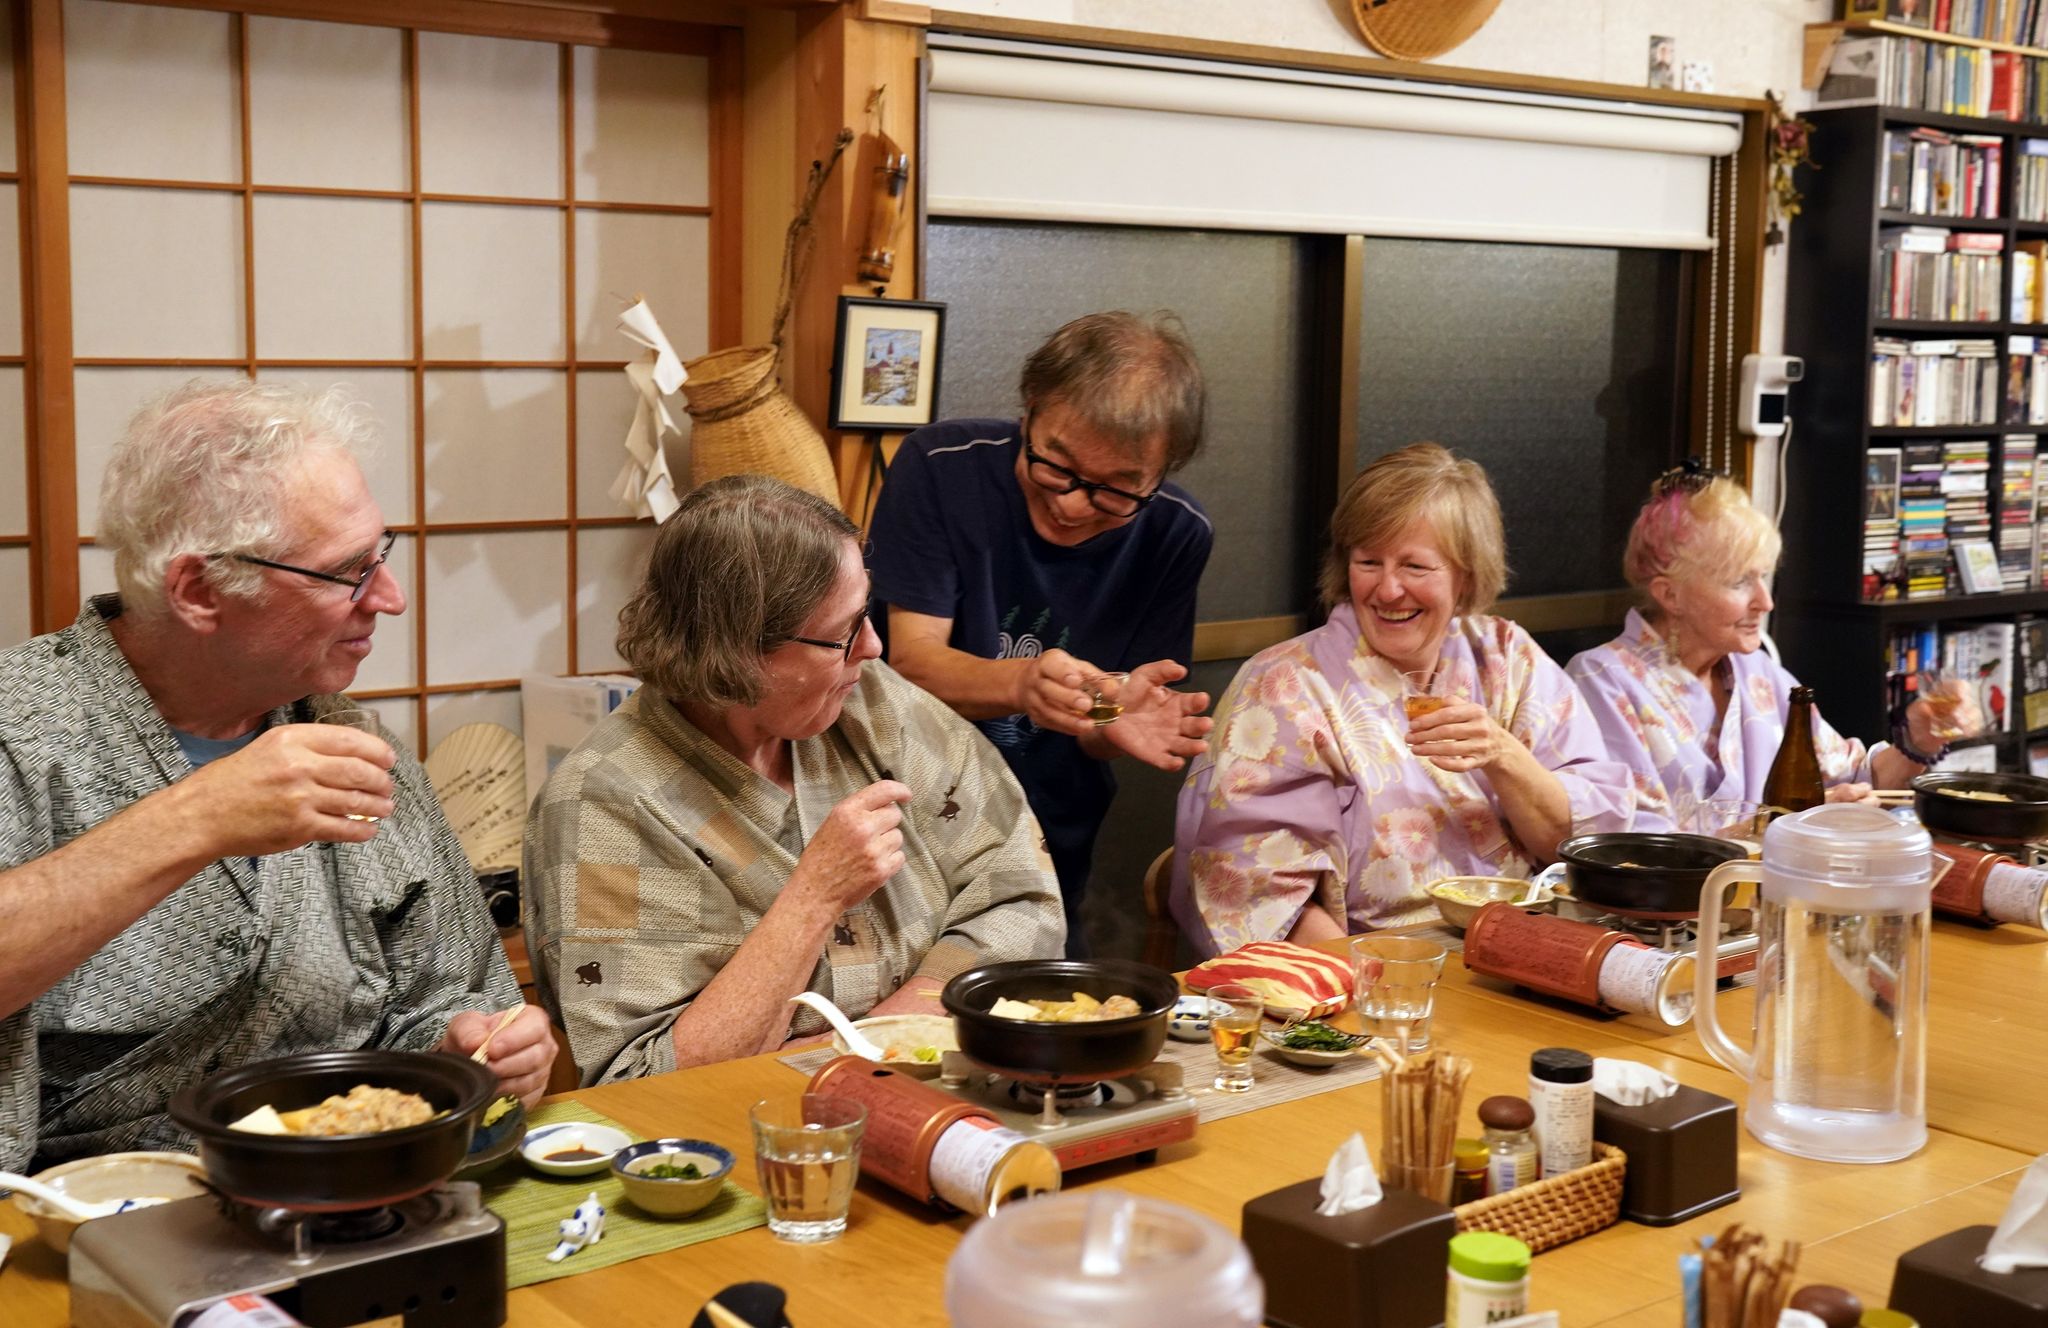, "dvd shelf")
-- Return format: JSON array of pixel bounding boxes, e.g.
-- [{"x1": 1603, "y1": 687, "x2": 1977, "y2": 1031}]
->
[{"x1": 1782, "y1": 102, "x2": 2048, "y2": 763}]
